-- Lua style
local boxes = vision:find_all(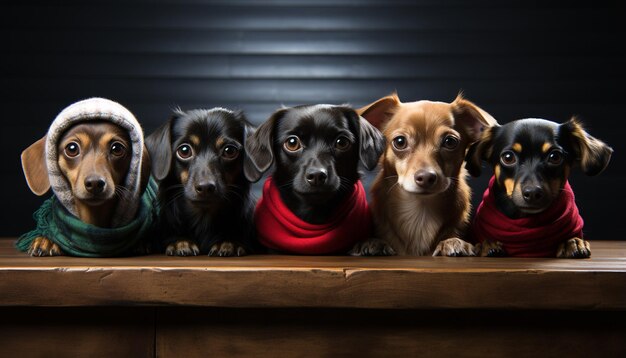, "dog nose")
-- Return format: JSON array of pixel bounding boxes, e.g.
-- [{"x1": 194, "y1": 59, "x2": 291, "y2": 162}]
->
[
  {"x1": 414, "y1": 169, "x2": 438, "y2": 189},
  {"x1": 195, "y1": 181, "x2": 216, "y2": 195},
  {"x1": 305, "y1": 168, "x2": 328, "y2": 186},
  {"x1": 522, "y1": 185, "x2": 544, "y2": 203},
  {"x1": 84, "y1": 176, "x2": 106, "y2": 194}
]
